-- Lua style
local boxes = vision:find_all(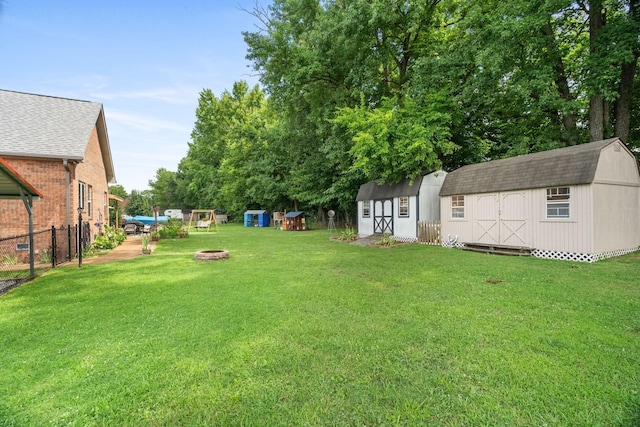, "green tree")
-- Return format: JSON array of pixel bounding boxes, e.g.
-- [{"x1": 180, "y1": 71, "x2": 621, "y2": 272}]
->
[
  {"x1": 334, "y1": 96, "x2": 455, "y2": 183},
  {"x1": 243, "y1": 0, "x2": 448, "y2": 217},
  {"x1": 107, "y1": 184, "x2": 128, "y2": 225},
  {"x1": 108, "y1": 184, "x2": 128, "y2": 199},
  {"x1": 148, "y1": 168, "x2": 179, "y2": 211},
  {"x1": 125, "y1": 190, "x2": 153, "y2": 217},
  {"x1": 176, "y1": 82, "x2": 286, "y2": 218}
]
